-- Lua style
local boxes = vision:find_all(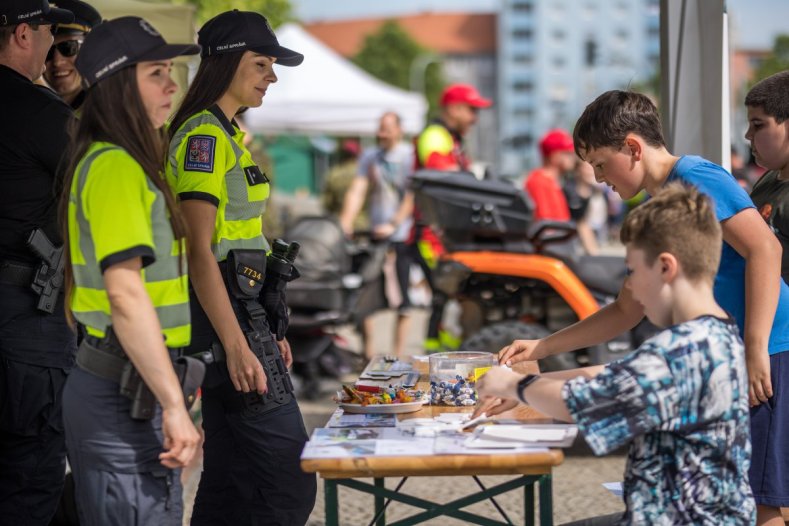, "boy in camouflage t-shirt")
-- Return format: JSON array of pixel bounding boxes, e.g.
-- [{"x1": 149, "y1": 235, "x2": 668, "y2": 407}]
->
[{"x1": 477, "y1": 185, "x2": 755, "y2": 525}]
